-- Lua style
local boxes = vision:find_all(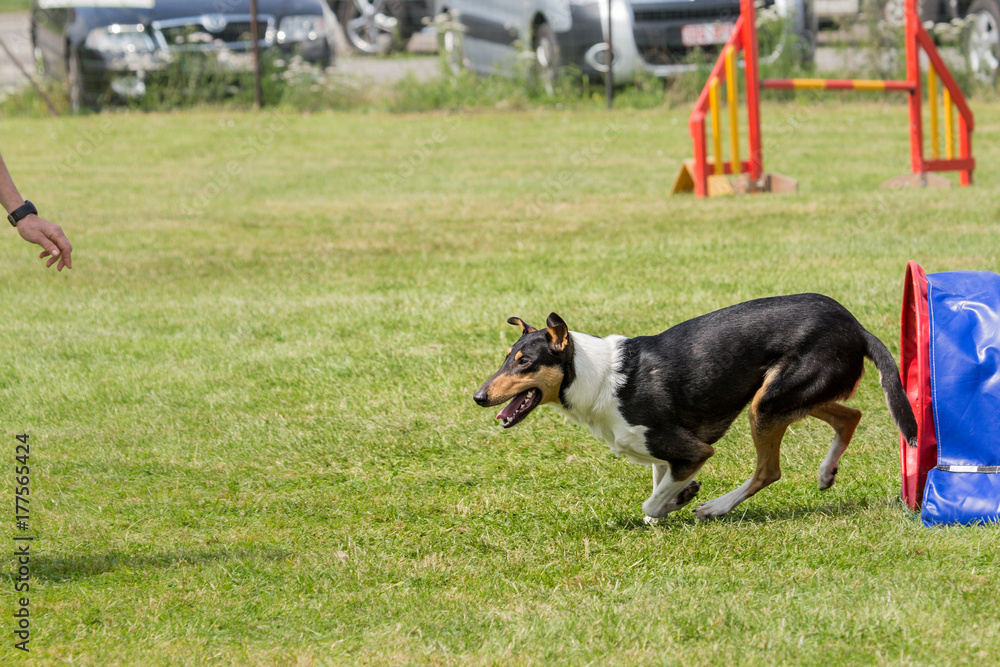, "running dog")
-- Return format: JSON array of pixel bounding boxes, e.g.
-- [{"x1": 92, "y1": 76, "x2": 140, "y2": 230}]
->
[{"x1": 473, "y1": 294, "x2": 918, "y2": 521}]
